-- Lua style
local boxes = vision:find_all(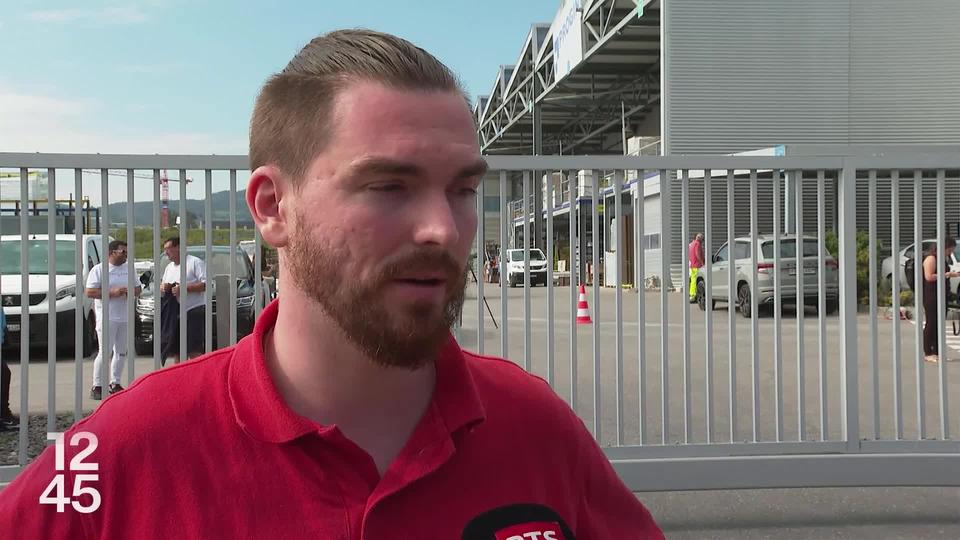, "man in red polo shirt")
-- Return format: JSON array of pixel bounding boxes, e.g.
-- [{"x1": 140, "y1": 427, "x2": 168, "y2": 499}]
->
[{"x1": 0, "y1": 29, "x2": 663, "y2": 539}]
